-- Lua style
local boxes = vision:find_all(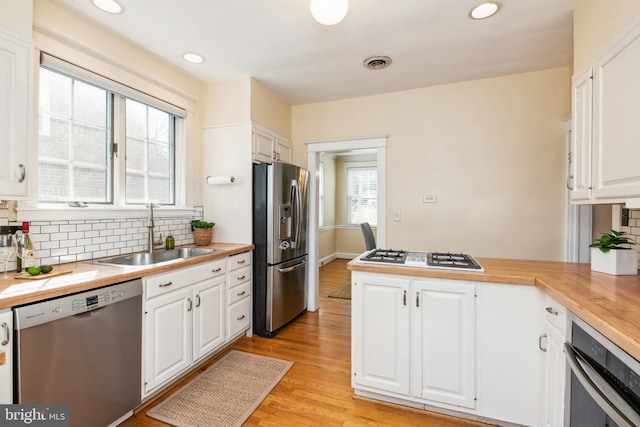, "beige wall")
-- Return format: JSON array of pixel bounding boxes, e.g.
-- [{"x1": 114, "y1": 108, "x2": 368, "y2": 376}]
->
[
  {"x1": 293, "y1": 67, "x2": 571, "y2": 261},
  {"x1": 574, "y1": 0, "x2": 640, "y2": 70},
  {"x1": 251, "y1": 79, "x2": 292, "y2": 139},
  {"x1": 1, "y1": 0, "x2": 32, "y2": 37},
  {"x1": 202, "y1": 78, "x2": 251, "y2": 127}
]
